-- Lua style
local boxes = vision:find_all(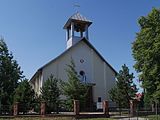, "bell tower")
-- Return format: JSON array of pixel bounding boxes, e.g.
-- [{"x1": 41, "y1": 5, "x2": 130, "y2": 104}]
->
[{"x1": 63, "y1": 12, "x2": 92, "y2": 49}]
